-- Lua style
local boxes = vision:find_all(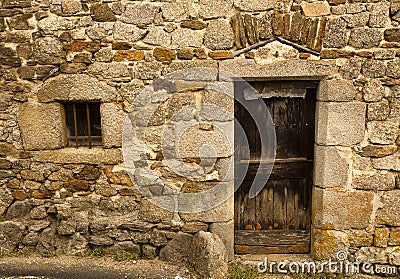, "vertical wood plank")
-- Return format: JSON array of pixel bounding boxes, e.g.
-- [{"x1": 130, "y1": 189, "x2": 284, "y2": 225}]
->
[
  {"x1": 273, "y1": 180, "x2": 286, "y2": 230},
  {"x1": 286, "y1": 180, "x2": 296, "y2": 230}
]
